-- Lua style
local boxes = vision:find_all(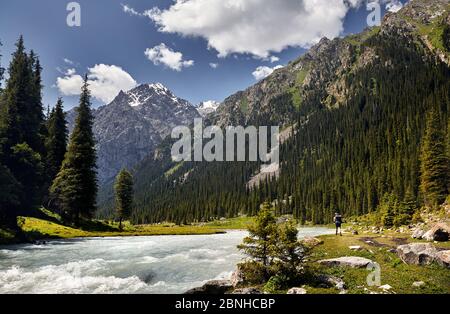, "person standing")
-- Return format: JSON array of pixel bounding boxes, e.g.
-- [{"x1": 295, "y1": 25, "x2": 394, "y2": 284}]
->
[{"x1": 334, "y1": 212, "x2": 343, "y2": 236}]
